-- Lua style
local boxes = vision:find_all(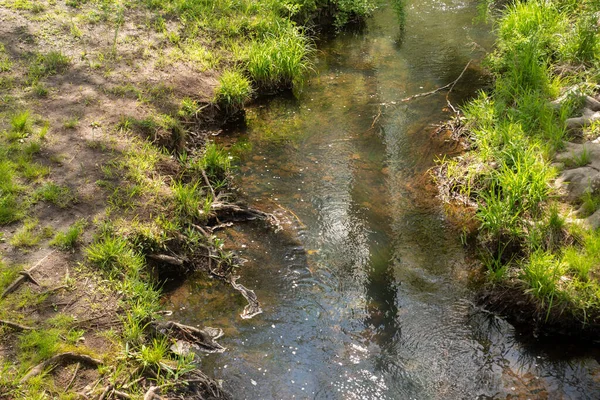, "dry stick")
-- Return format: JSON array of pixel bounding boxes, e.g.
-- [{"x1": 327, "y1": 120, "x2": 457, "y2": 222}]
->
[
  {"x1": 0, "y1": 319, "x2": 34, "y2": 331},
  {"x1": 400, "y1": 60, "x2": 472, "y2": 103},
  {"x1": 201, "y1": 168, "x2": 216, "y2": 200},
  {"x1": 20, "y1": 352, "x2": 102, "y2": 383},
  {"x1": 65, "y1": 362, "x2": 81, "y2": 392},
  {"x1": 371, "y1": 105, "x2": 382, "y2": 128},
  {"x1": 97, "y1": 385, "x2": 113, "y2": 400},
  {"x1": 121, "y1": 376, "x2": 145, "y2": 390},
  {"x1": 113, "y1": 390, "x2": 132, "y2": 399},
  {"x1": 446, "y1": 60, "x2": 472, "y2": 114},
  {"x1": 1, "y1": 250, "x2": 55, "y2": 298}
]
